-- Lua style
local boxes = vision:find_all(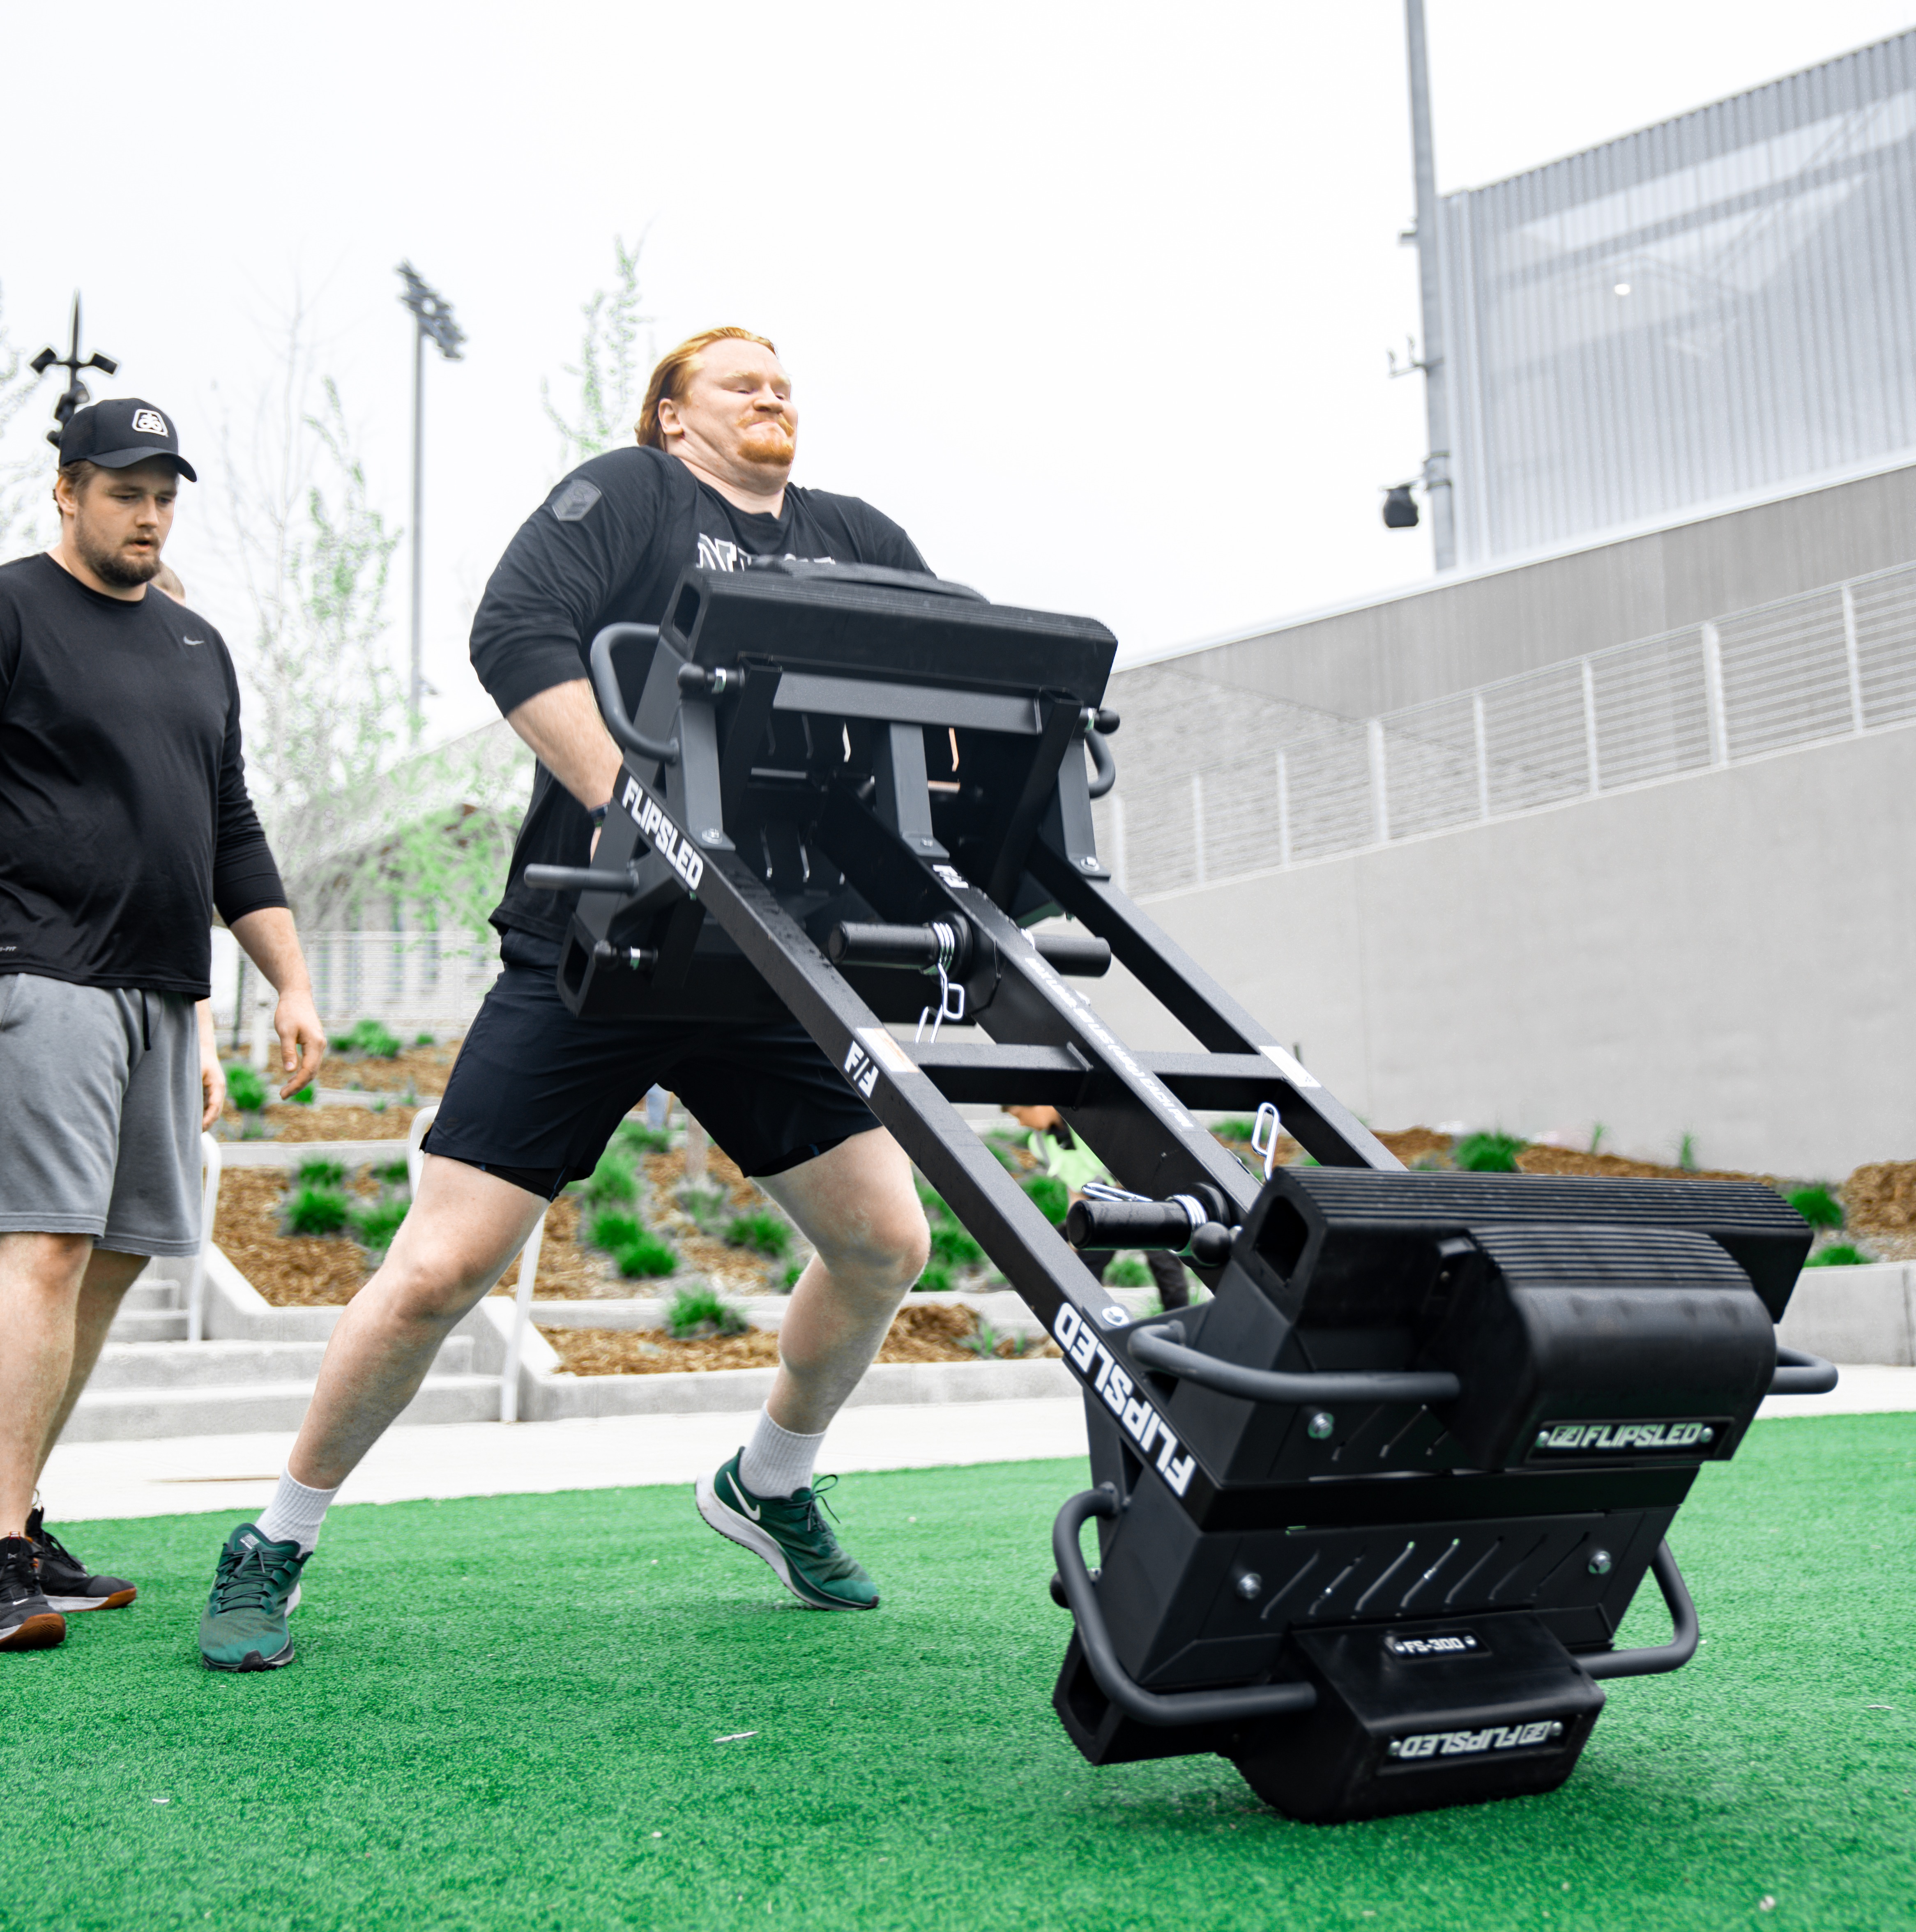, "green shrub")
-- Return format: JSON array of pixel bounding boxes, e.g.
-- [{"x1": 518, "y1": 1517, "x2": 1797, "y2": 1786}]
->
[
  {"x1": 290, "y1": 1085, "x2": 315, "y2": 1106},
  {"x1": 413, "y1": 1032, "x2": 435, "y2": 1047},
  {"x1": 296, "y1": 1156, "x2": 347, "y2": 1188},
  {"x1": 225, "y1": 1065, "x2": 268, "y2": 1112},
  {"x1": 284, "y1": 1185, "x2": 351, "y2": 1236},
  {"x1": 1805, "y1": 1243, "x2": 1869, "y2": 1267},
  {"x1": 914, "y1": 1263, "x2": 954, "y2": 1294},
  {"x1": 1212, "y1": 1118, "x2": 1256, "y2": 1142},
  {"x1": 676, "y1": 1186, "x2": 730, "y2": 1235},
  {"x1": 617, "y1": 1233, "x2": 678, "y2": 1279},
  {"x1": 339, "y1": 1018, "x2": 403, "y2": 1059},
  {"x1": 350, "y1": 1199, "x2": 408, "y2": 1253},
  {"x1": 726, "y1": 1210, "x2": 792, "y2": 1259},
  {"x1": 1455, "y1": 1132, "x2": 1525, "y2": 1173},
  {"x1": 1104, "y1": 1254, "x2": 1151, "y2": 1288},
  {"x1": 930, "y1": 1221, "x2": 983, "y2": 1267},
  {"x1": 373, "y1": 1159, "x2": 410, "y2": 1187},
  {"x1": 613, "y1": 1119, "x2": 671, "y2": 1154},
  {"x1": 581, "y1": 1153, "x2": 637, "y2": 1206},
  {"x1": 781, "y1": 1262, "x2": 804, "y2": 1291},
  {"x1": 1787, "y1": 1185, "x2": 1843, "y2": 1230},
  {"x1": 587, "y1": 1210, "x2": 641, "y2": 1251},
  {"x1": 666, "y1": 1283, "x2": 743, "y2": 1335},
  {"x1": 1025, "y1": 1175, "x2": 1069, "y2": 1225}
]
